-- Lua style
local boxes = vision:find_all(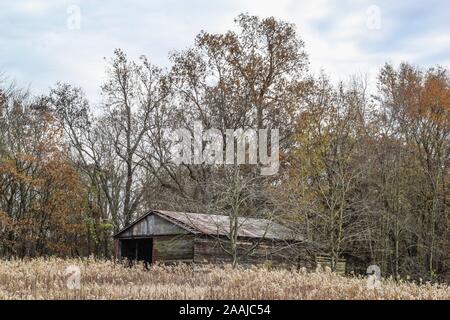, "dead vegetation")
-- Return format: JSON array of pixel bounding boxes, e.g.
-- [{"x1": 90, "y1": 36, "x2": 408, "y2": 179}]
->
[{"x1": 0, "y1": 258, "x2": 448, "y2": 300}]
